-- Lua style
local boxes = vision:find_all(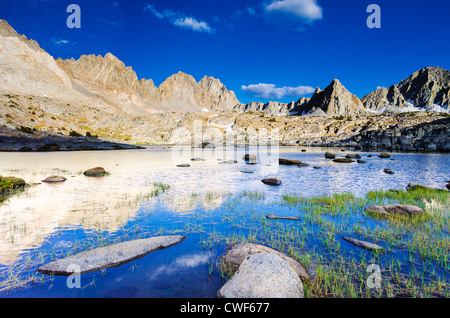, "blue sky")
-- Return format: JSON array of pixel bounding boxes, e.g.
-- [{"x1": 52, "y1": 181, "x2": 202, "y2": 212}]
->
[{"x1": 1, "y1": 0, "x2": 449, "y2": 104}]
